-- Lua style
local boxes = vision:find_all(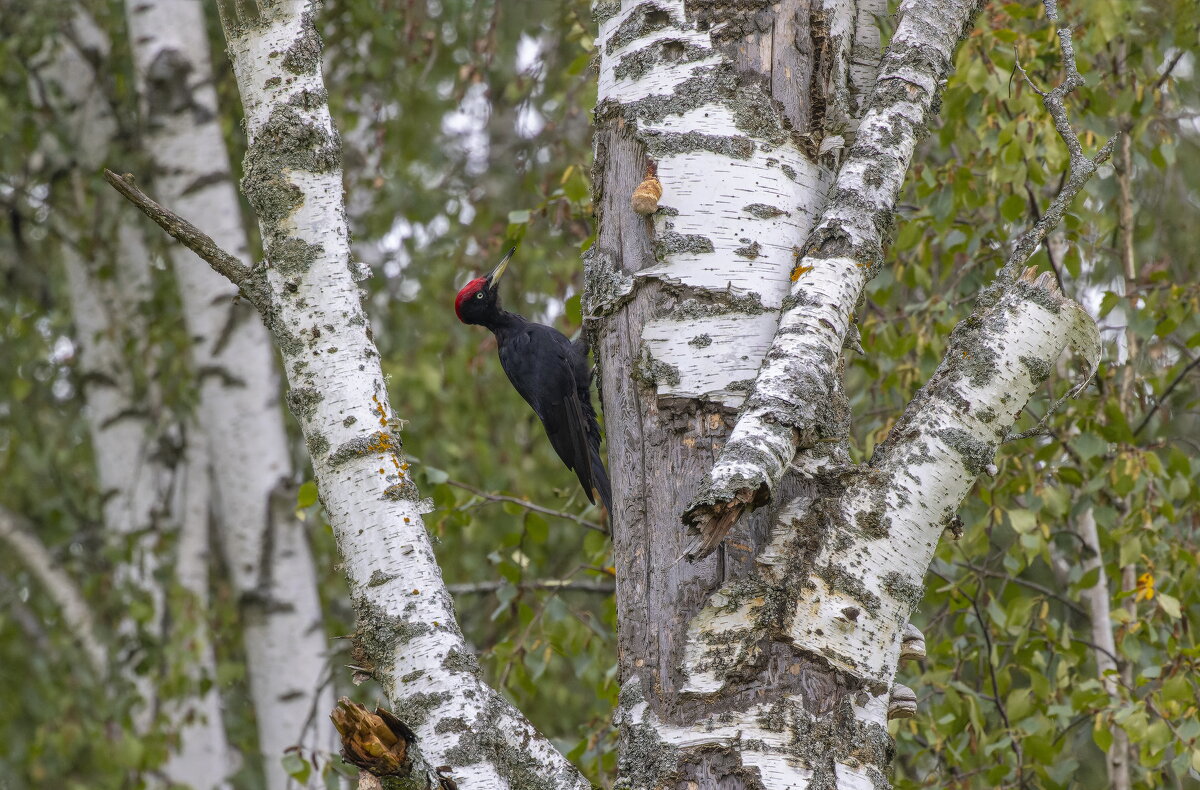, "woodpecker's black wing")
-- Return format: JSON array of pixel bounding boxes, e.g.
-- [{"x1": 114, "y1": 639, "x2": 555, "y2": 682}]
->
[
  {"x1": 496, "y1": 321, "x2": 609, "y2": 510},
  {"x1": 570, "y1": 336, "x2": 612, "y2": 513}
]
